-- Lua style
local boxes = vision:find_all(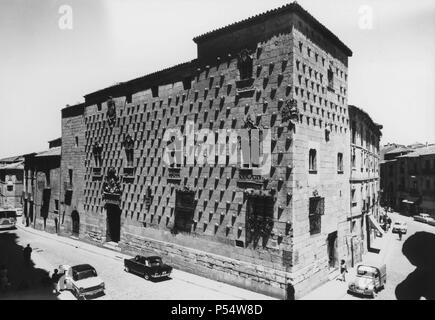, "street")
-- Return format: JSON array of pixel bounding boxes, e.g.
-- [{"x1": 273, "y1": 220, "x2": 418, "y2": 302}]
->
[
  {"x1": 343, "y1": 212, "x2": 435, "y2": 300},
  {"x1": 0, "y1": 220, "x2": 275, "y2": 300},
  {"x1": 300, "y1": 211, "x2": 435, "y2": 300}
]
